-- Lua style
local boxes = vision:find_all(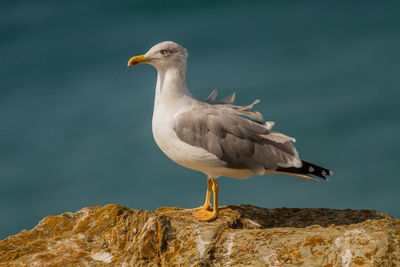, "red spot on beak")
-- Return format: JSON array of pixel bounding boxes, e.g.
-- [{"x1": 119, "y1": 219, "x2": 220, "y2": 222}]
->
[{"x1": 132, "y1": 61, "x2": 138, "y2": 65}]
